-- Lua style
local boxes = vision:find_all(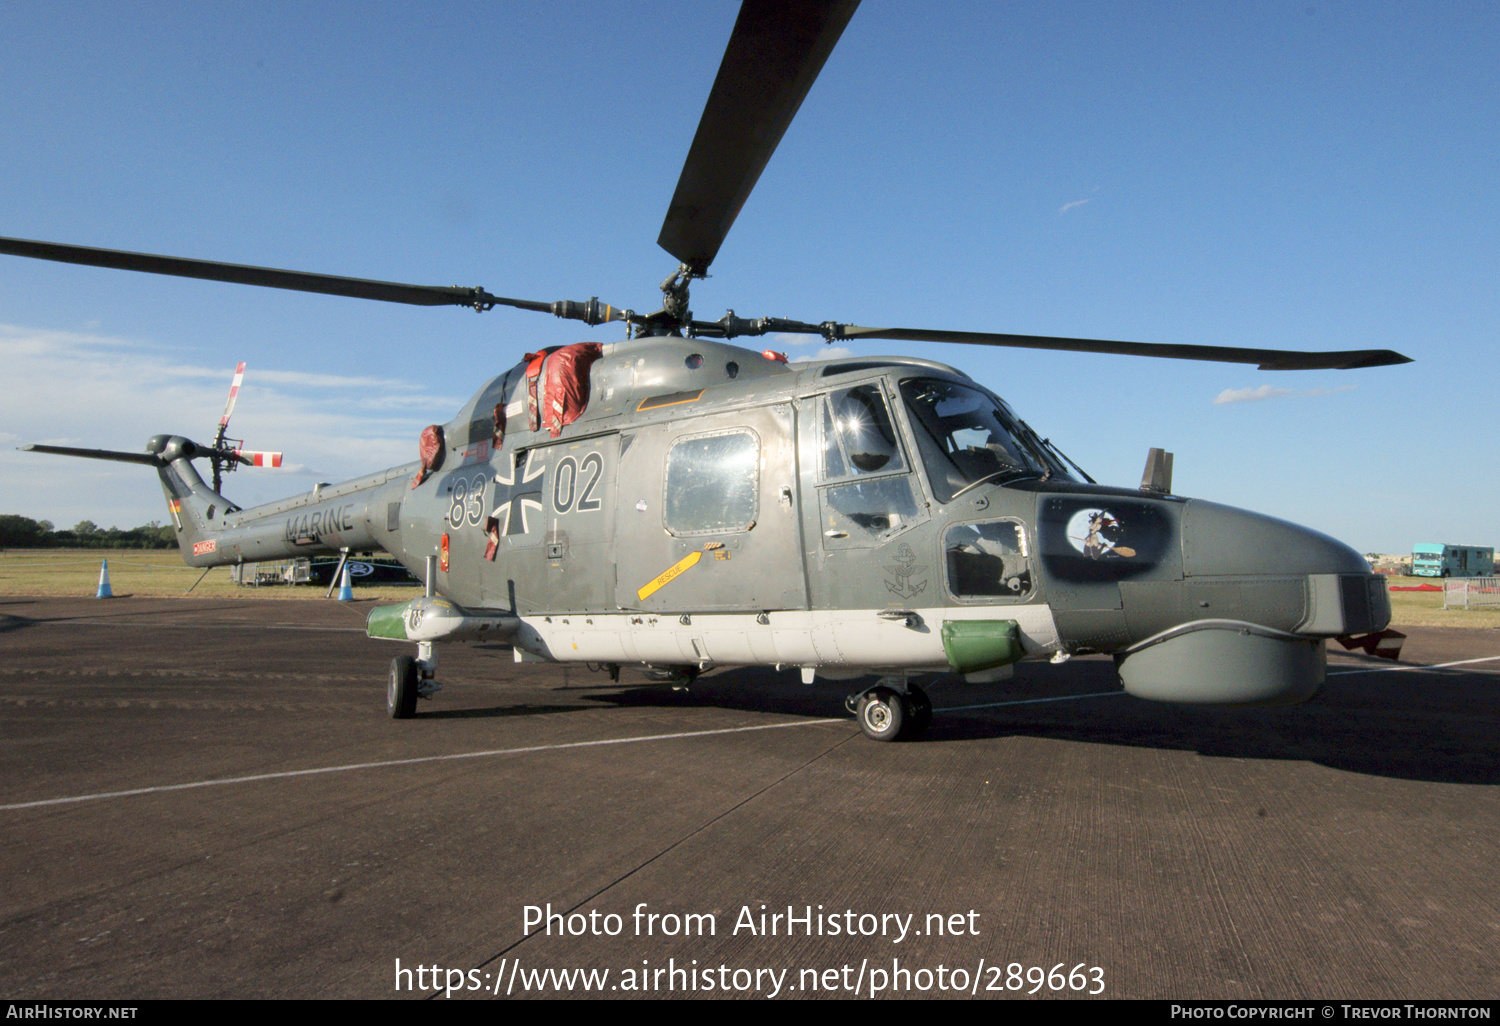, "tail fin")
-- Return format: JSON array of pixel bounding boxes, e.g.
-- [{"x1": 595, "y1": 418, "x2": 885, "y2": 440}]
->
[
  {"x1": 24, "y1": 434, "x2": 237, "y2": 566},
  {"x1": 150, "y1": 437, "x2": 239, "y2": 565}
]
